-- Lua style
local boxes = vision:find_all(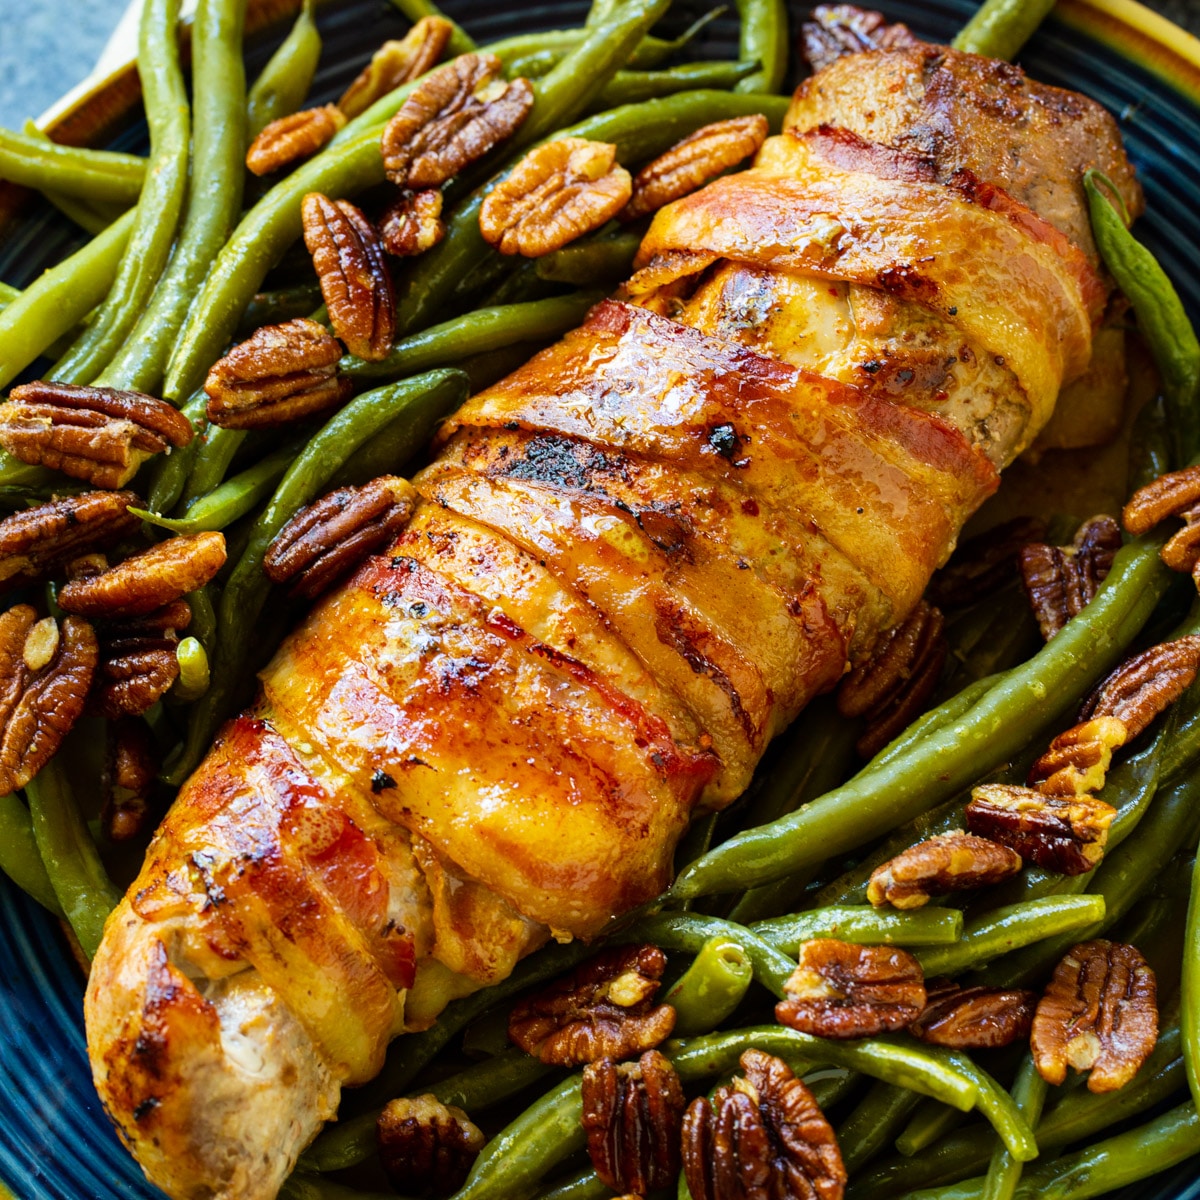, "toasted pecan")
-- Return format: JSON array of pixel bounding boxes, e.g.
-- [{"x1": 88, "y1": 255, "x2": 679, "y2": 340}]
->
[
  {"x1": 910, "y1": 984, "x2": 1036, "y2": 1049},
  {"x1": 1032, "y1": 940, "x2": 1157, "y2": 1092},
  {"x1": 0, "y1": 606, "x2": 97, "y2": 793},
  {"x1": 91, "y1": 602, "x2": 191, "y2": 719},
  {"x1": 58, "y1": 532, "x2": 226, "y2": 619},
  {"x1": 621, "y1": 116, "x2": 768, "y2": 222},
  {"x1": 101, "y1": 718, "x2": 159, "y2": 843},
  {"x1": 801, "y1": 4, "x2": 922, "y2": 72},
  {"x1": 867, "y1": 831, "x2": 1022, "y2": 909},
  {"x1": 966, "y1": 783, "x2": 1116, "y2": 876},
  {"x1": 381, "y1": 53, "x2": 534, "y2": 188},
  {"x1": 582, "y1": 1051, "x2": 684, "y2": 1195},
  {"x1": 0, "y1": 491, "x2": 140, "y2": 593},
  {"x1": 838, "y1": 599, "x2": 947, "y2": 759},
  {"x1": 480, "y1": 136, "x2": 632, "y2": 257},
  {"x1": 682, "y1": 1049, "x2": 846, "y2": 1200},
  {"x1": 0, "y1": 382, "x2": 194, "y2": 489},
  {"x1": 246, "y1": 105, "x2": 346, "y2": 176},
  {"x1": 302, "y1": 194, "x2": 396, "y2": 361},
  {"x1": 508, "y1": 944, "x2": 675, "y2": 1066},
  {"x1": 1020, "y1": 516, "x2": 1122, "y2": 641},
  {"x1": 263, "y1": 476, "x2": 416, "y2": 599},
  {"x1": 1026, "y1": 716, "x2": 1128, "y2": 797},
  {"x1": 339, "y1": 17, "x2": 453, "y2": 118},
  {"x1": 928, "y1": 516, "x2": 1047, "y2": 609},
  {"x1": 776, "y1": 939, "x2": 926, "y2": 1038},
  {"x1": 204, "y1": 318, "x2": 352, "y2": 429},
  {"x1": 377, "y1": 1094, "x2": 485, "y2": 1197},
  {"x1": 1081, "y1": 635, "x2": 1200, "y2": 739},
  {"x1": 380, "y1": 189, "x2": 445, "y2": 257}
]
